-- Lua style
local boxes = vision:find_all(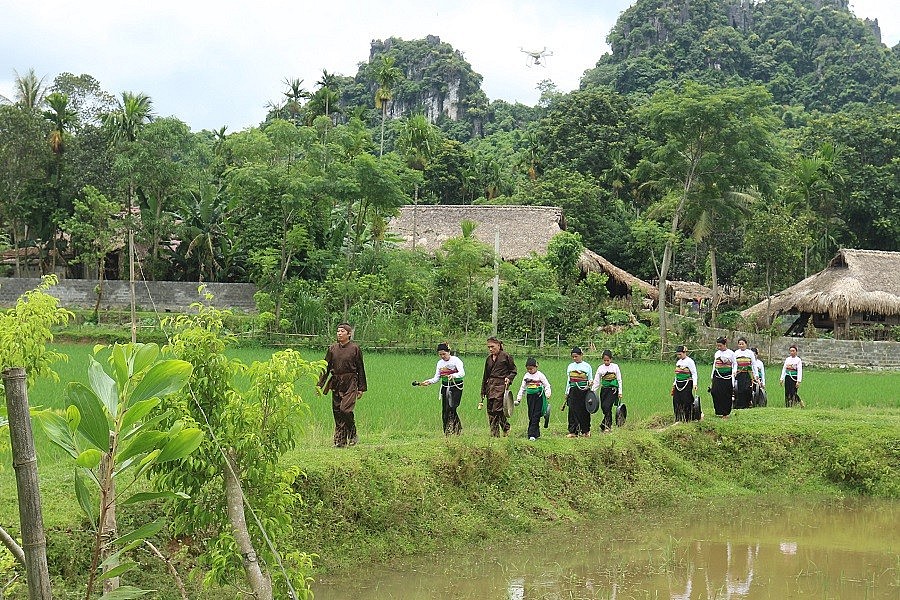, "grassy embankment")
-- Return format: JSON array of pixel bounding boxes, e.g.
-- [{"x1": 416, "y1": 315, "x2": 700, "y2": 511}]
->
[{"x1": 1, "y1": 344, "x2": 898, "y2": 594}]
